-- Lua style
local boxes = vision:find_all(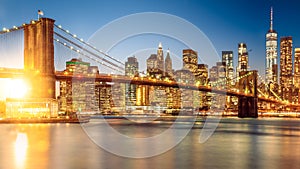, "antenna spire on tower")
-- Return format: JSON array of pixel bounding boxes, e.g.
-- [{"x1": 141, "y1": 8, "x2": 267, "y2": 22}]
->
[{"x1": 270, "y1": 6, "x2": 273, "y2": 31}]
